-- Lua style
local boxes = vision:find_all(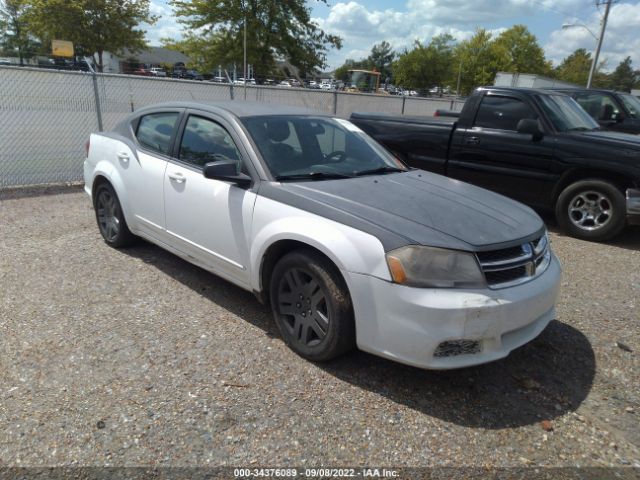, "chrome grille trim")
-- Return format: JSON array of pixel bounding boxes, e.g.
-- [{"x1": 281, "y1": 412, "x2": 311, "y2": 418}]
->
[{"x1": 477, "y1": 234, "x2": 551, "y2": 289}]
